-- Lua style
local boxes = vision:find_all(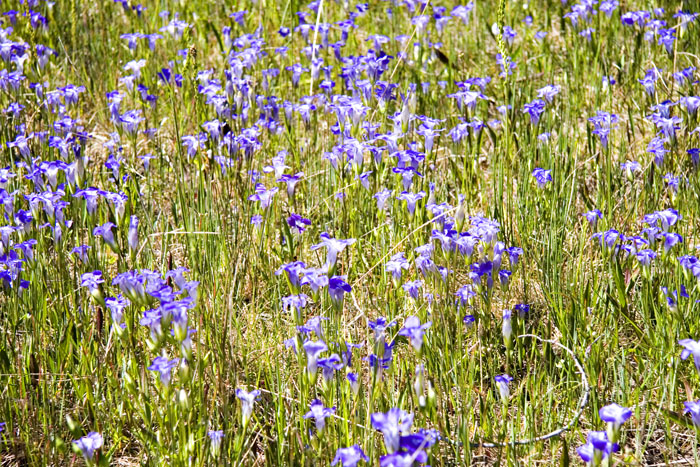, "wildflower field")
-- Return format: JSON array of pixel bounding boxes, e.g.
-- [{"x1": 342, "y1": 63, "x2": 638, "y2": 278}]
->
[{"x1": 1, "y1": 0, "x2": 700, "y2": 465}]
